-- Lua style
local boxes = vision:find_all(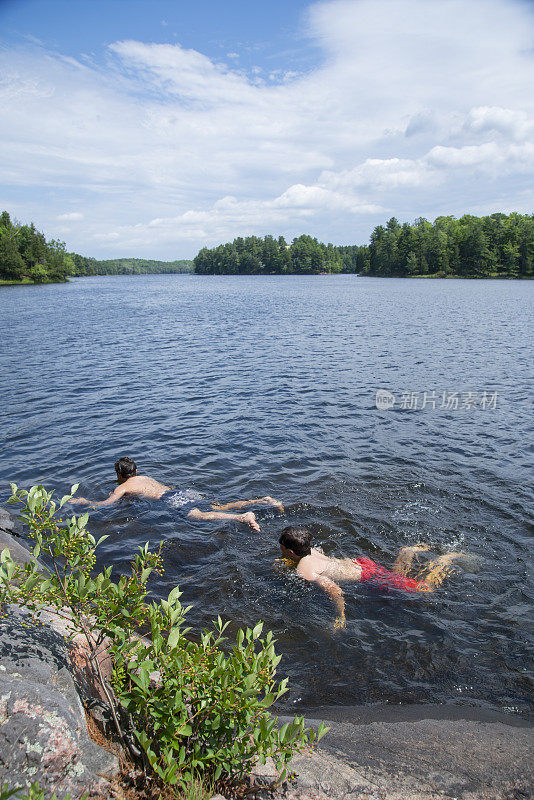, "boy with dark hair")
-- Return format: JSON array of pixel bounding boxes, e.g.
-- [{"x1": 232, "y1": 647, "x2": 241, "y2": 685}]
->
[
  {"x1": 114, "y1": 456, "x2": 137, "y2": 480},
  {"x1": 71, "y1": 457, "x2": 283, "y2": 531},
  {"x1": 279, "y1": 526, "x2": 465, "y2": 629}
]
